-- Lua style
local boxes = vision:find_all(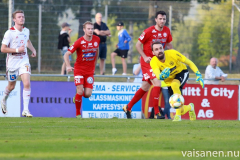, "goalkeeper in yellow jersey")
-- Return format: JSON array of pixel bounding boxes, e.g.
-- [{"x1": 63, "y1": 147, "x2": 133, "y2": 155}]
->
[{"x1": 150, "y1": 41, "x2": 204, "y2": 121}]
